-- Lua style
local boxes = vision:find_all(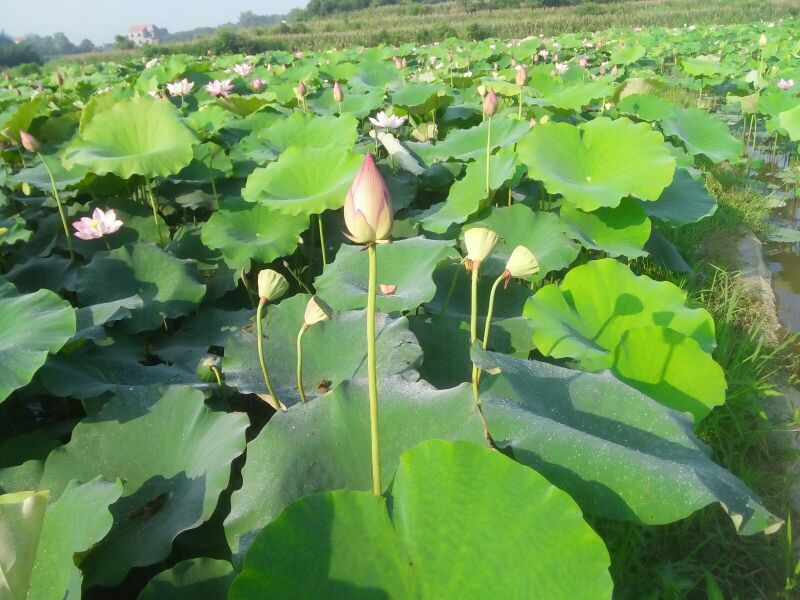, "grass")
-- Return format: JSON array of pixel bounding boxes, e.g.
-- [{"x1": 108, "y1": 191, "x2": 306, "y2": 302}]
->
[
  {"x1": 60, "y1": 0, "x2": 799, "y2": 64},
  {"x1": 598, "y1": 266, "x2": 800, "y2": 599}
]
